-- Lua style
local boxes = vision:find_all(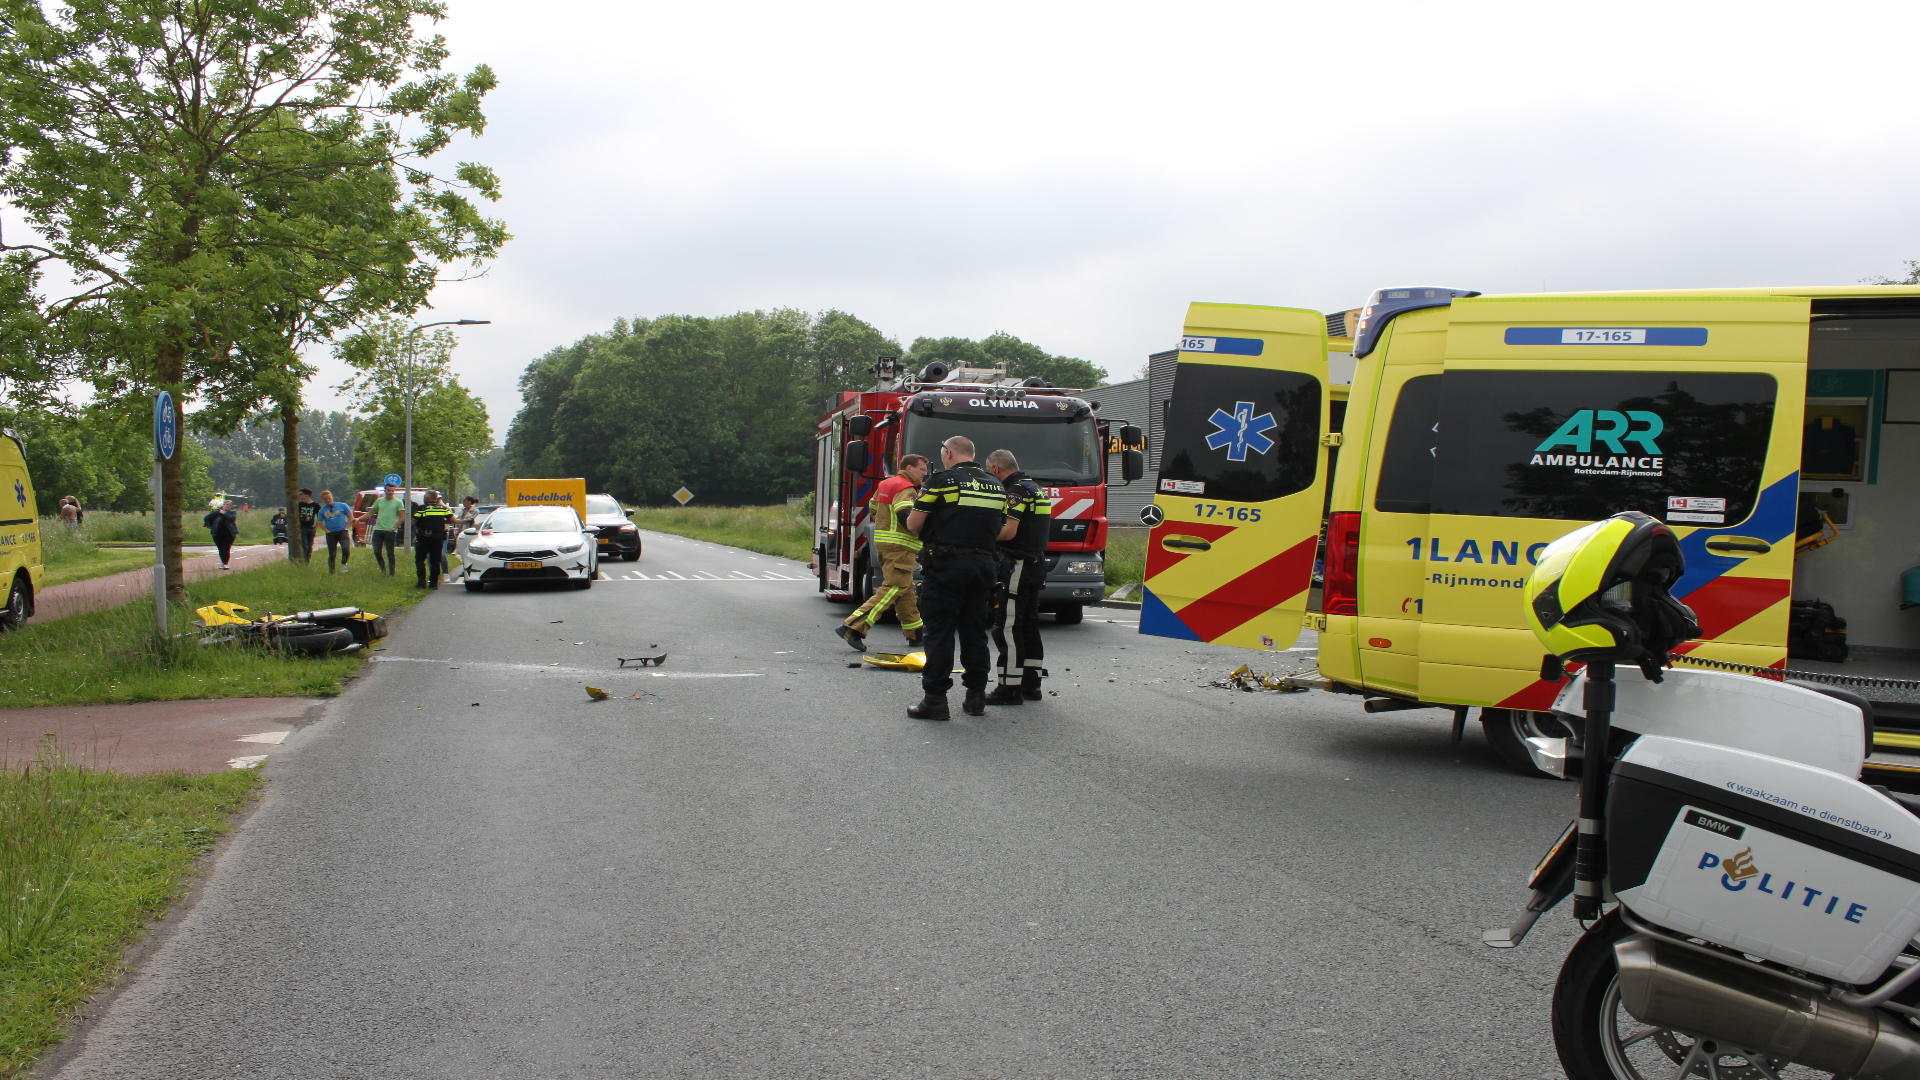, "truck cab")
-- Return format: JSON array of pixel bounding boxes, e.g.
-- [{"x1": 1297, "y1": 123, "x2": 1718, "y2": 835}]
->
[
  {"x1": 815, "y1": 359, "x2": 1146, "y2": 624},
  {"x1": 1140, "y1": 287, "x2": 1920, "y2": 775}
]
